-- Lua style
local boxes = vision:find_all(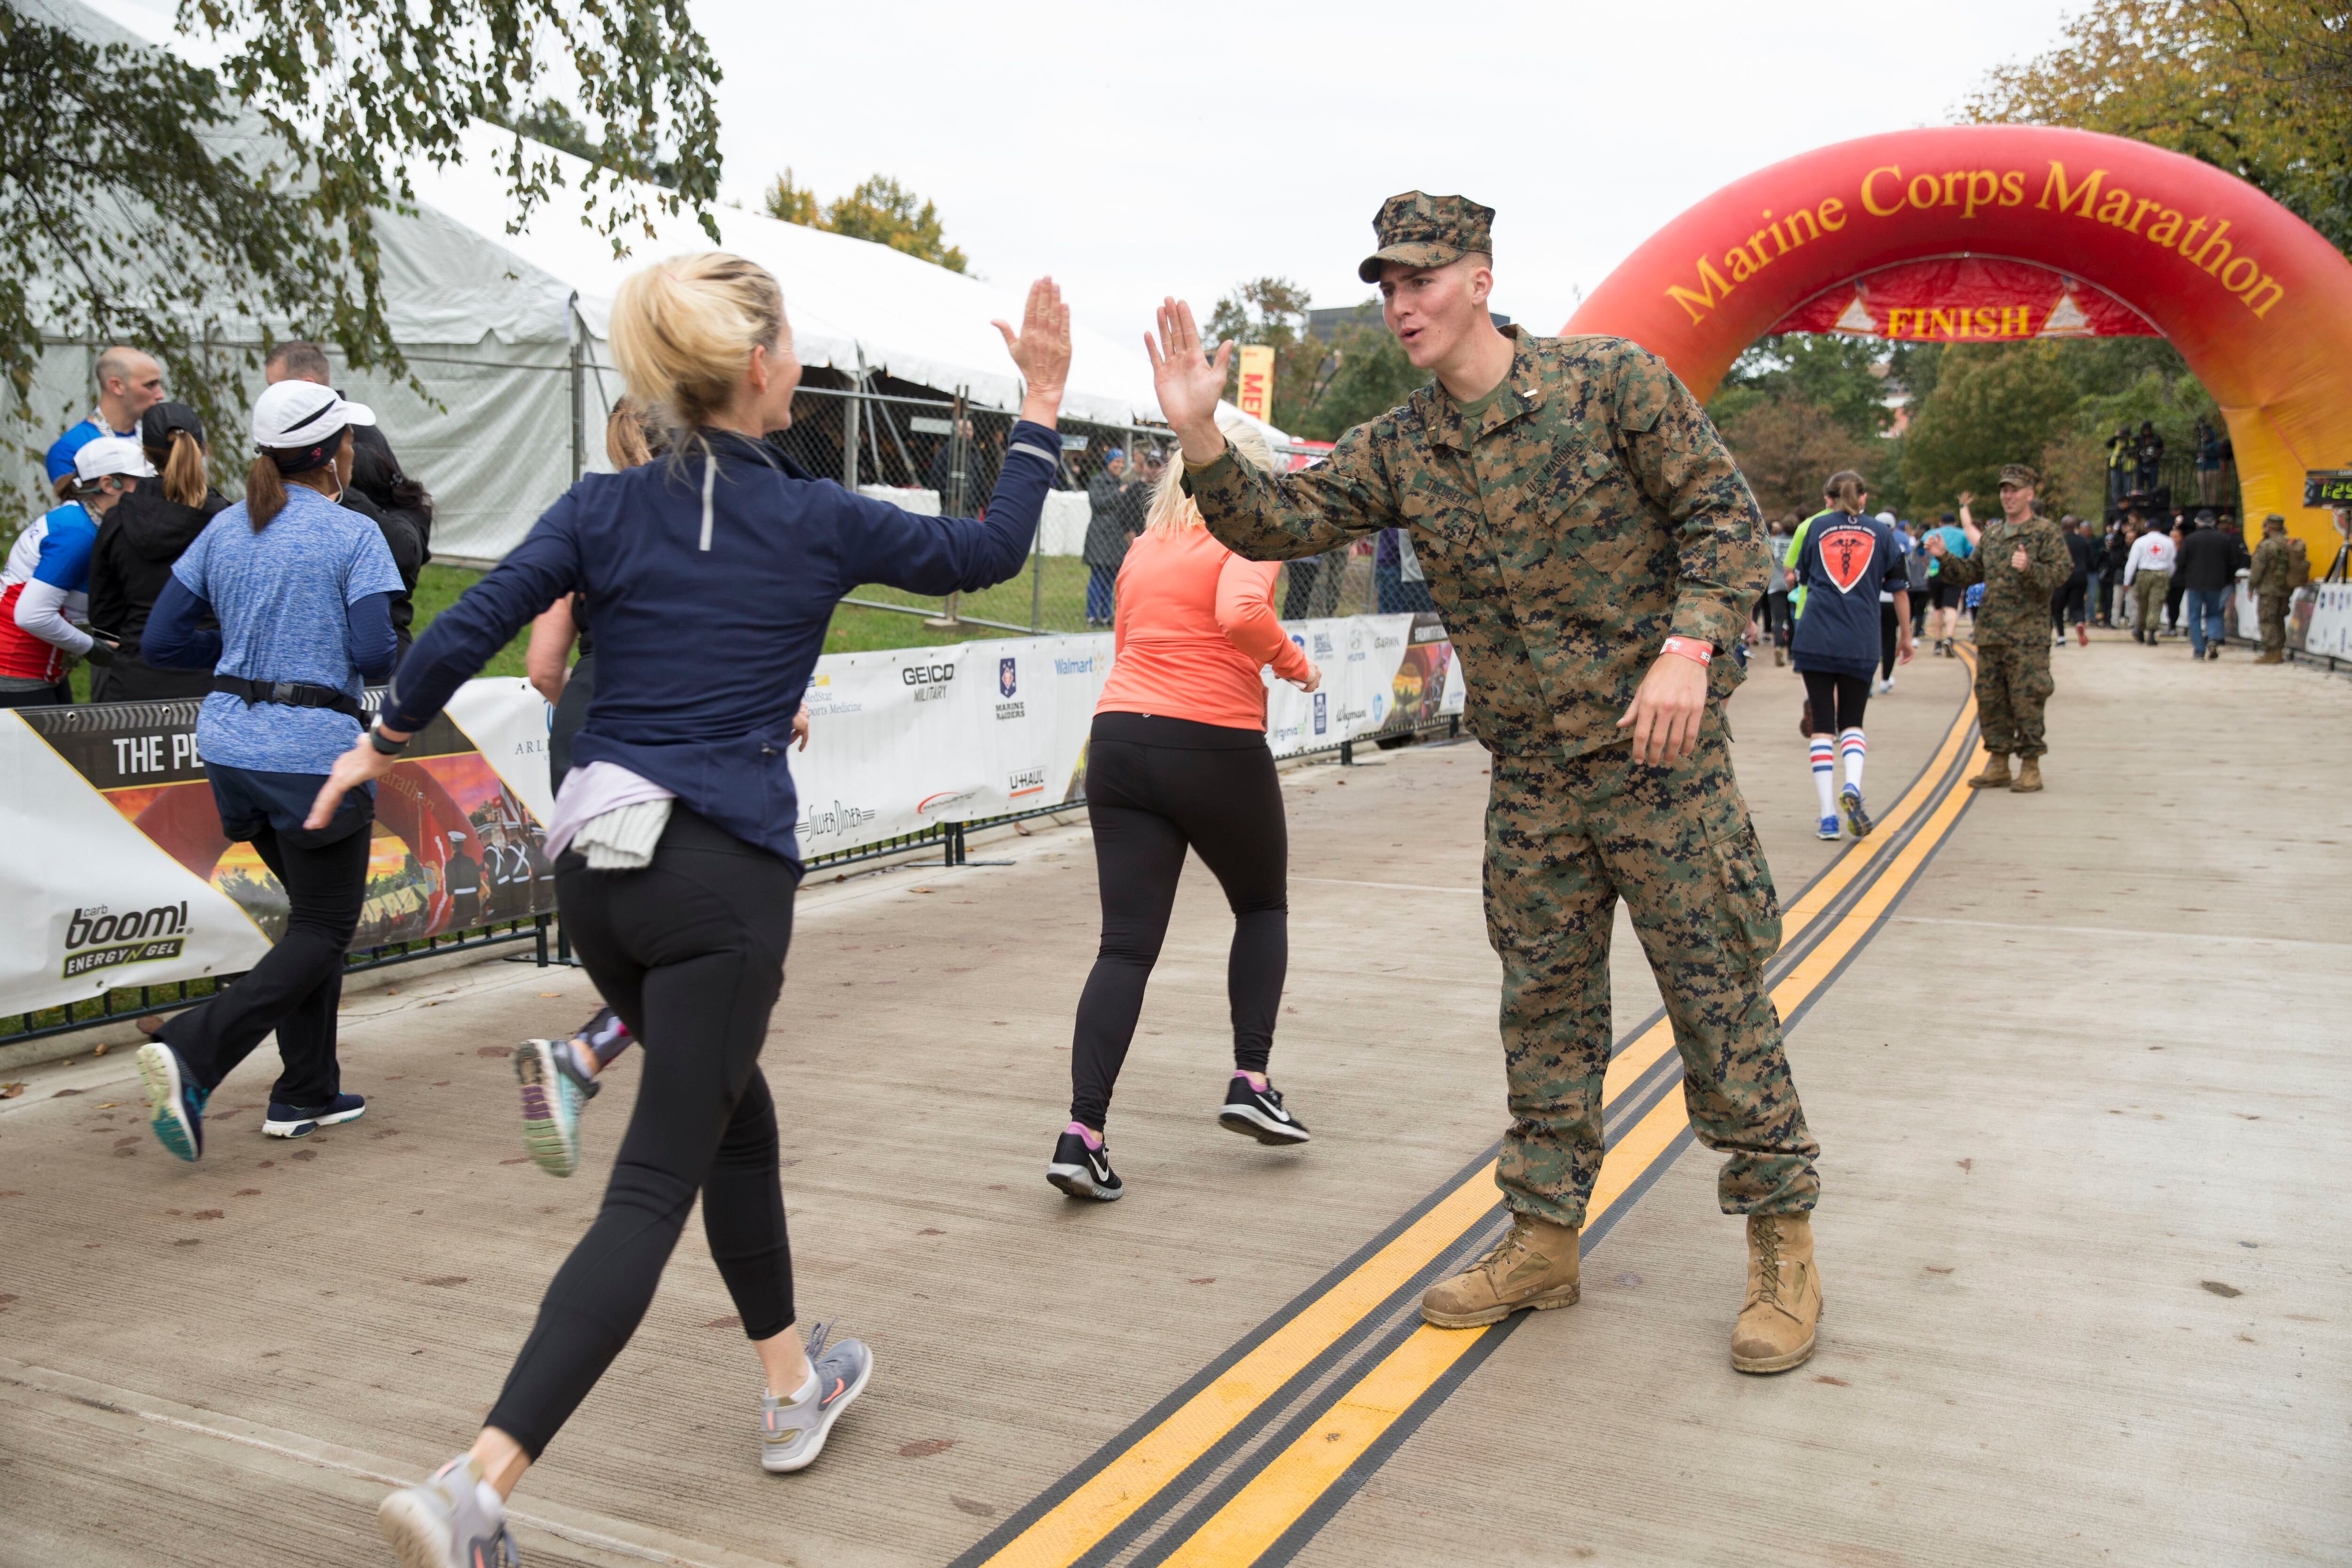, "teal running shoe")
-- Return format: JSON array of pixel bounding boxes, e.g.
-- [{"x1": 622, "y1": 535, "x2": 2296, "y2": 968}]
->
[
  {"x1": 136, "y1": 1041, "x2": 207, "y2": 1162},
  {"x1": 515, "y1": 1036, "x2": 598, "y2": 1178}
]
